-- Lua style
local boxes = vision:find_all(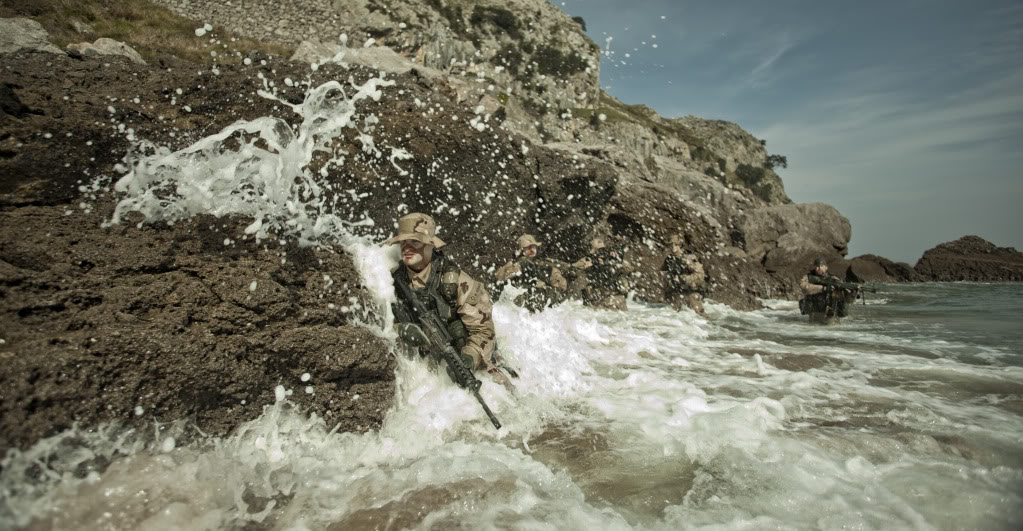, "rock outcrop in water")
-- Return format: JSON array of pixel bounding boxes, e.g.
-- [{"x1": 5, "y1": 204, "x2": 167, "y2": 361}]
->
[{"x1": 914, "y1": 236, "x2": 1023, "y2": 282}]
